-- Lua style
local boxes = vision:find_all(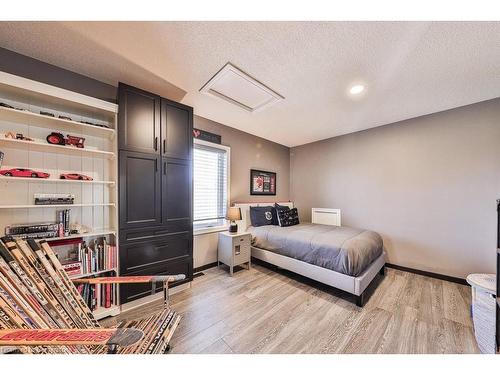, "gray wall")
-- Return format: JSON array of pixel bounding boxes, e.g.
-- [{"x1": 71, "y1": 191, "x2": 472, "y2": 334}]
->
[
  {"x1": 195, "y1": 115, "x2": 290, "y2": 204},
  {"x1": 0, "y1": 47, "x2": 117, "y2": 103},
  {"x1": 291, "y1": 98, "x2": 500, "y2": 278}
]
